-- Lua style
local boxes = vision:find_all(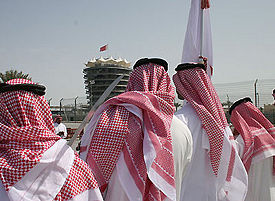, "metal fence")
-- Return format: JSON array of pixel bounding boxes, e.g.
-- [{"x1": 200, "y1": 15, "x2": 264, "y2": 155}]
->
[
  {"x1": 60, "y1": 96, "x2": 87, "y2": 107},
  {"x1": 214, "y1": 79, "x2": 275, "y2": 124},
  {"x1": 49, "y1": 96, "x2": 88, "y2": 121},
  {"x1": 214, "y1": 79, "x2": 275, "y2": 108},
  {"x1": 50, "y1": 79, "x2": 275, "y2": 123}
]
